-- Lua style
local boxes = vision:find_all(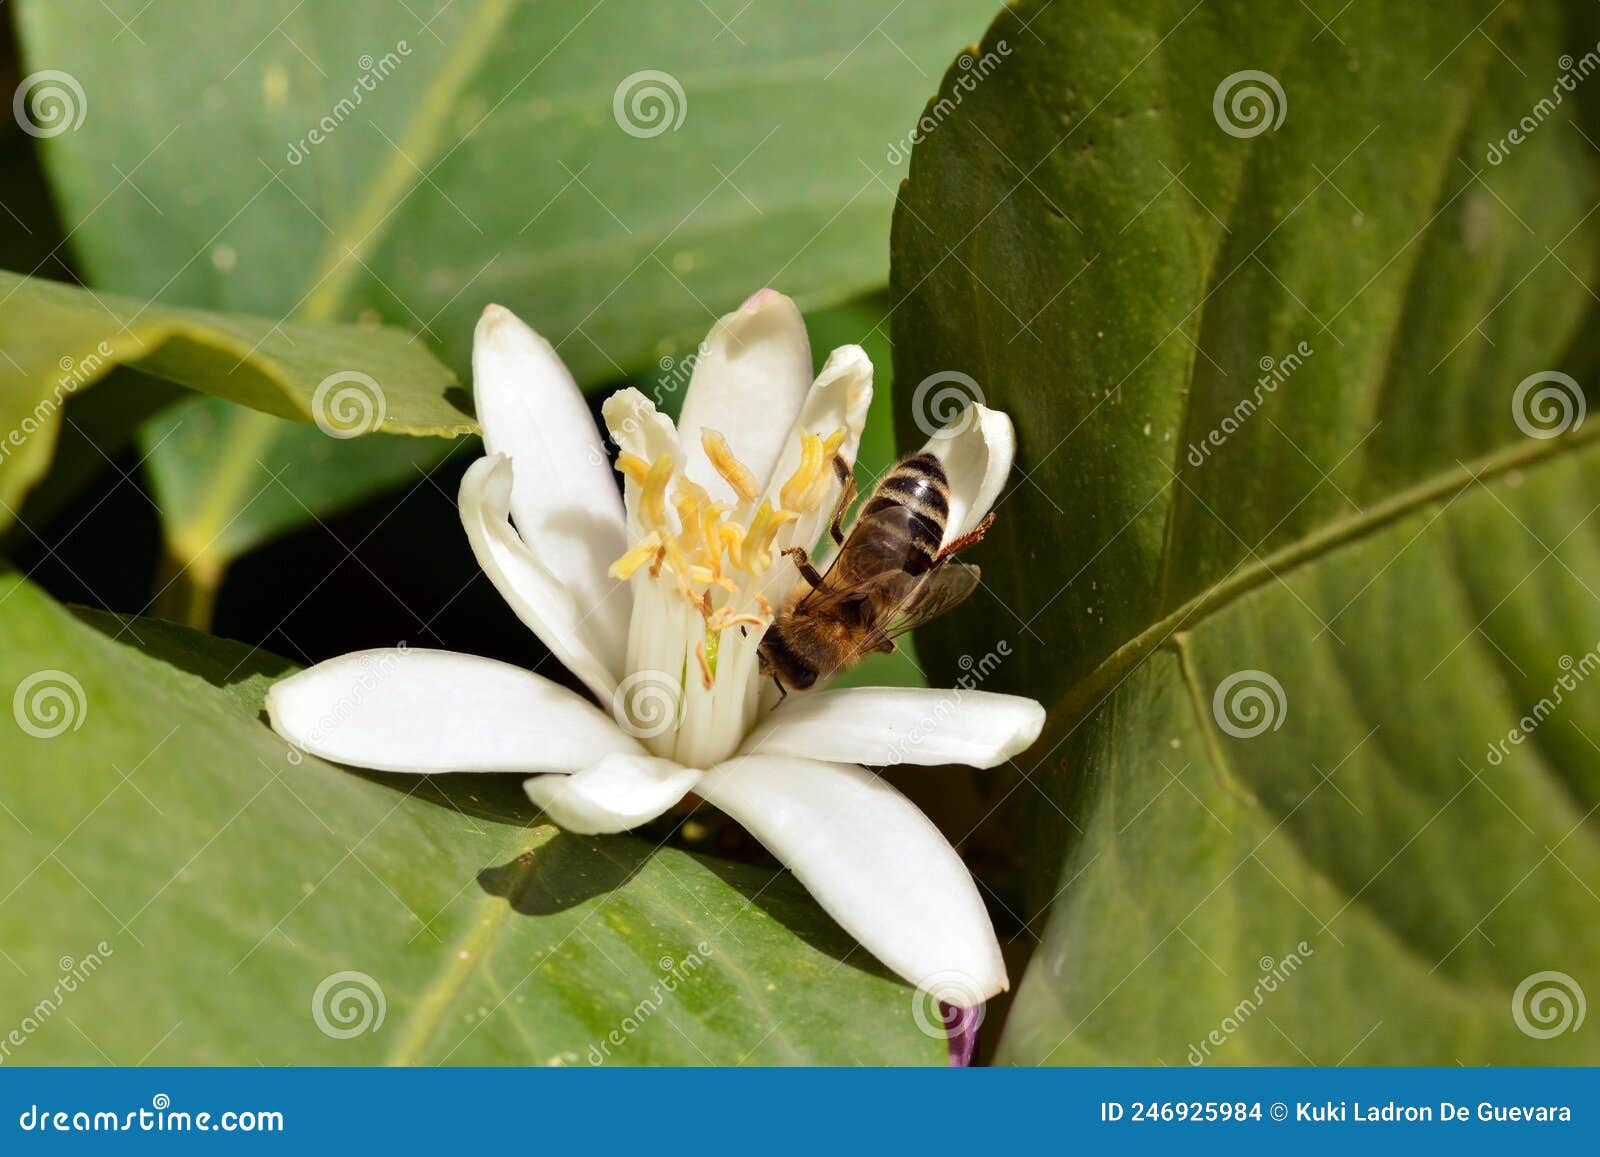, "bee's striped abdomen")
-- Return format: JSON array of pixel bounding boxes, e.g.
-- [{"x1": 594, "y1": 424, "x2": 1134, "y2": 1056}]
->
[{"x1": 860, "y1": 452, "x2": 949, "y2": 574}]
